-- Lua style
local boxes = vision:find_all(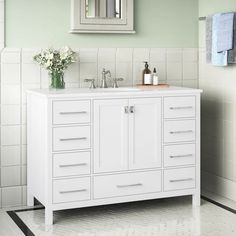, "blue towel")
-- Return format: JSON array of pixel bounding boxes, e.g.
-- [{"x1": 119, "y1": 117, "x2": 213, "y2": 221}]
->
[
  {"x1": 217, "y1": 12, "x2": 234, "y2": 52},
  {"x1": 212, "y1": 14, "x2": 228, "y2": 66}
]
